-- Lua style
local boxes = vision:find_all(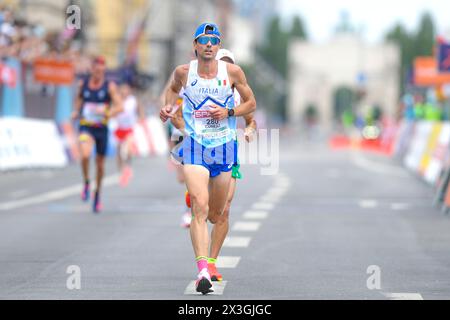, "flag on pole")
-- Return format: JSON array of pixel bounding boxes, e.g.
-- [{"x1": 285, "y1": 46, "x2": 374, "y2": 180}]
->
[
  {"x1": 124, "y1": 8, "x2": 150, "y2": 66},
  {"x1": 437, "y1": 37, "x2": 450, "y2": 73}
]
